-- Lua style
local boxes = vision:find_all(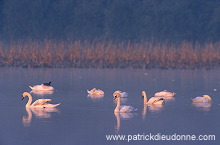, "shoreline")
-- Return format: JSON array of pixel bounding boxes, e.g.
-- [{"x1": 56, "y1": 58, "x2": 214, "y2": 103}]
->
[{"x1": 0, "y1": 40, "x2": 219, "y2": 69}]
